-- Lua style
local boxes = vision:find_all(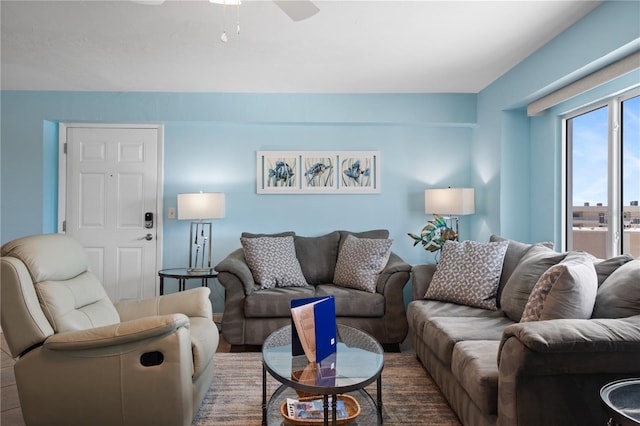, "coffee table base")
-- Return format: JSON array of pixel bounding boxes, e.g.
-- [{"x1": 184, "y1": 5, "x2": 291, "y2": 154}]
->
[{"x1": 264, "y1": 382, "x2": 382, "y2": 425}]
